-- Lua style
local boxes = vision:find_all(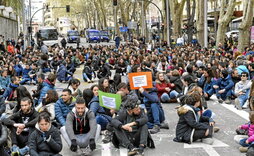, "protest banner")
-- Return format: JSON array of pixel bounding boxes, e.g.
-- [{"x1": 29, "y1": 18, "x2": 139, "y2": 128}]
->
[
  {"x1": 98, "y1": 90, "x2": 121, "y2": 110},
  {"x1": 128, "y1": 72, "x2": 153, "y2": 90}
]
